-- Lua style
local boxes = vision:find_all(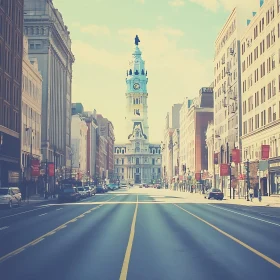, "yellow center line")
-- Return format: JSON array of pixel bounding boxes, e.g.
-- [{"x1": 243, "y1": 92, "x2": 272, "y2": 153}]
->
[
  {"x1": 0, "y1": 196, "x2": 114, "y2": 264},
  {"x1": 174, "y1": 204, "x2": 280, "y2": 269},
  {"x1": 119, "y1": 194, "x2": 139, "y2": 280}
]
